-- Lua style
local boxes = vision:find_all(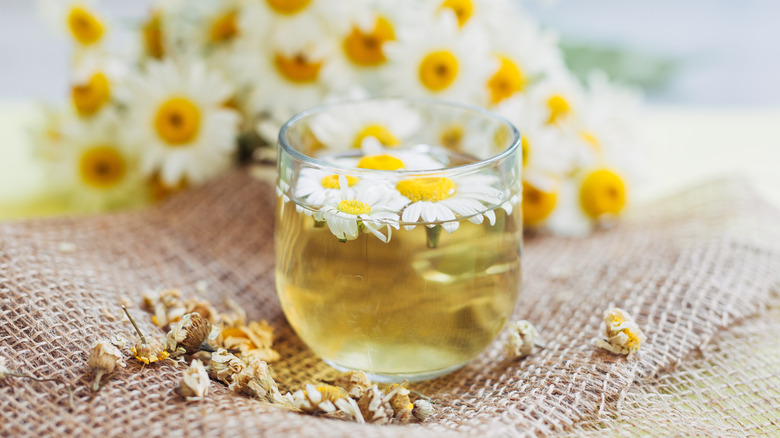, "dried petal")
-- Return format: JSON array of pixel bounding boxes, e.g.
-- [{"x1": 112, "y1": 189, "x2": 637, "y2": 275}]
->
[
  {"x1": 178, "y1": 359, "x2": 210, "y2": 401},
  {"x1": 333, "y1": 370, "x2": 372, "y2": 399},
  {"x1": 334, "y1": 397, "x2": 365, "y2": 423},
  {"x1": 595, "y1": 307, "x2": 646, "y2": 358},
  {"x1": 219, "y1": 320, "x2": 280, "y2": 363},
  {"x1": 109, "y1": 335, "x2": 127, "y2": 349},
  {"x1": 387, "y1": 383, "x2": 413, "y2": 423},
  {"x1": 143, "y1": 288, "x2": 186, "y2": 328},
  {"x1": 208, "y1": 348, "x2": 245, "y2": 384},
  {"x1": 228, "y1": 357, "x2": 280, "y2": 403},
  {"x1": 293, "y1": 383, "x2": 350, "y2": 413},
  {"x1": 506, "y1": 320, "x2": 540, "y2": 358},
  {"x1": 358, "y1": 385, "x2": 393, "y2": 424},
  {"x1": 184, "y1": 297, "x2": 218, "y2": 324},
  {"x1": 412, "y1": 399, "x2": 434, "y2": 421},
  {"x1": 132, "y1": 337, "x2": 169, "y2": 365},
  {"x1": 167, "y1": 313, "x2": 212, "y2": 357}
]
